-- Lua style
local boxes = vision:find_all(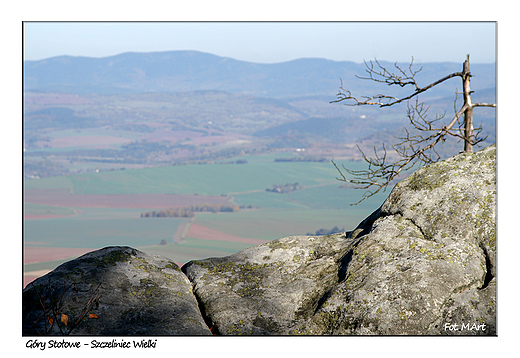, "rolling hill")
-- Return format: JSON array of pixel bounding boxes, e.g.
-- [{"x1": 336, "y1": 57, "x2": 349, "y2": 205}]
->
[{"x1": 24, "y1": 50, "x2": 496, "y2": 99}]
